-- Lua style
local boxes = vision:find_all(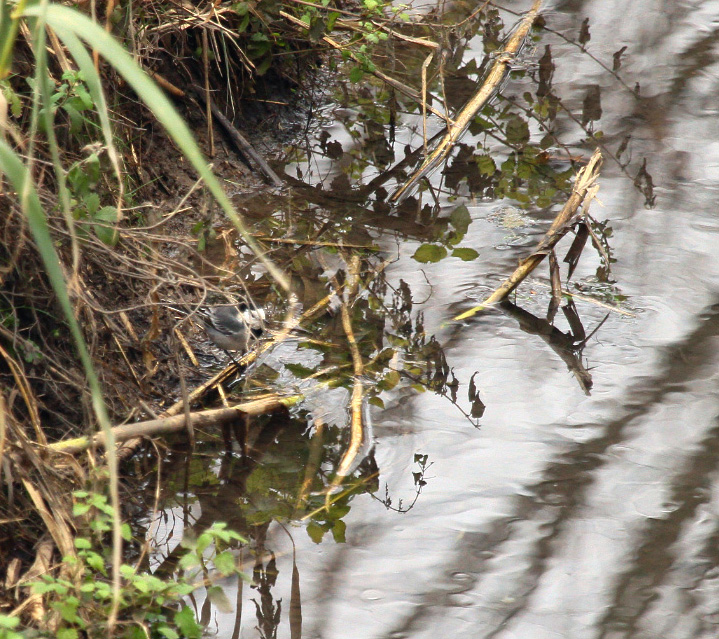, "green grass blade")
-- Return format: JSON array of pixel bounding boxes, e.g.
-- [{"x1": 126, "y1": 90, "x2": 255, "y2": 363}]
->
[{"x1": 0, "y1": 137, "x2": 123, "y2": 628}]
